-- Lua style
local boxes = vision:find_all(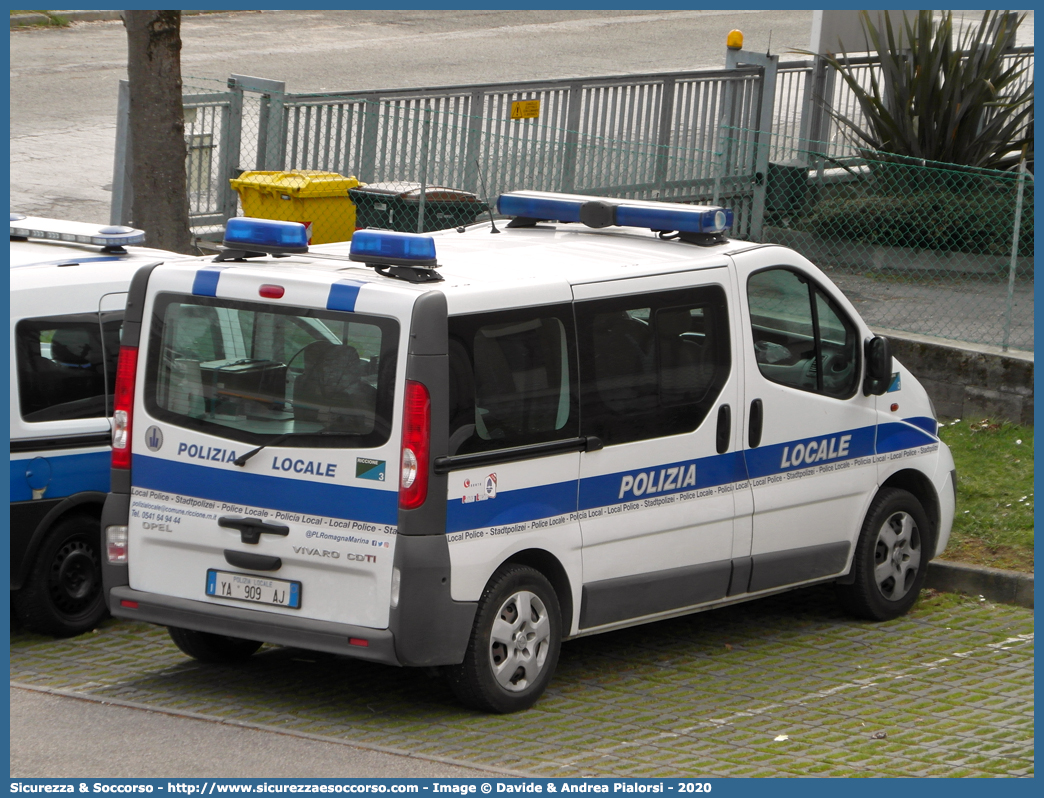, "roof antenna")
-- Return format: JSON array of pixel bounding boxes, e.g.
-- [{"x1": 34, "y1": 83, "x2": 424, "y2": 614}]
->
[
  {"x1": 475, "y1": 159, "x2": 500, "y2": 234},
  {"x1": 766, "y1": 29, "x2": 772, "y2": 56}
]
